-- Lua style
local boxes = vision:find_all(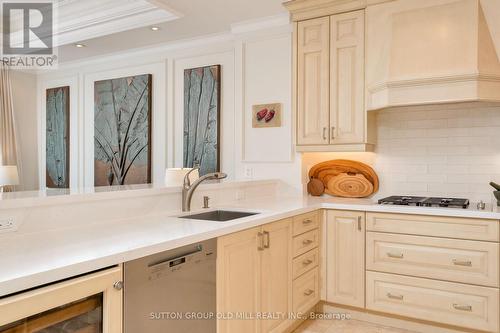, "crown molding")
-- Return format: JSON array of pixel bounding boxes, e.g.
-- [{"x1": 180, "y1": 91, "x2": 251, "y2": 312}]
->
[
  {"x1": 8, "y1": 0, "x2": 180, "y2": 48},
  {"x1": 283, "y1": 0, "x2": 395, "y2": 21},
  {"x1": 230, "y1": 13, "x2": 291, "y2": 35}
]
